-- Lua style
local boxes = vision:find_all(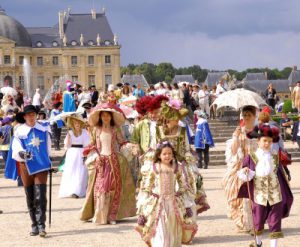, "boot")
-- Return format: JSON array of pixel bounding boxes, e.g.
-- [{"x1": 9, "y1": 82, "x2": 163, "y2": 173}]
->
[
  {"x1": 34, "y1": 184, "x2": 47, "y2": 237},
  {"x1": 204, "y1": 163, "x2": 208, "y2": 169},
  {"x1": 198, "y1": 162, "x2": 203, "y2": 169},
  {"x1": 25, "y1": 185, "x2": 39, "y2": 236}
]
